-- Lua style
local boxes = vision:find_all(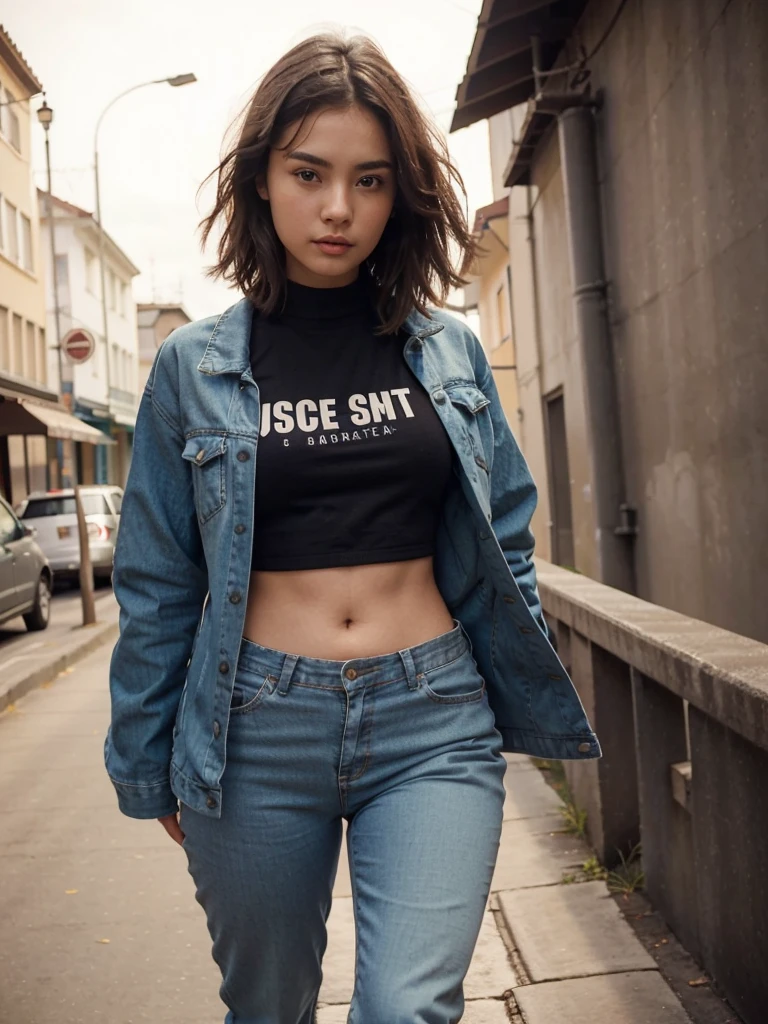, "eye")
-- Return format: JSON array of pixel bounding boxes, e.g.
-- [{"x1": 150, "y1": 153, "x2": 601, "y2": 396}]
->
[
  {"x1": 358, "y1": 176, "x2": 383, "y2": 189},
  {"x1": 295, "y1": 169, "x2": 318, "y2": 183}
]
